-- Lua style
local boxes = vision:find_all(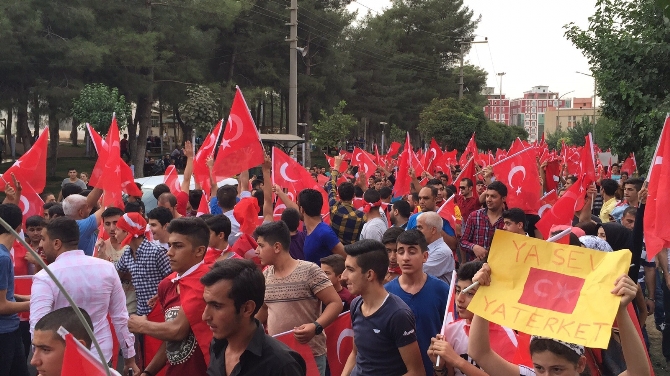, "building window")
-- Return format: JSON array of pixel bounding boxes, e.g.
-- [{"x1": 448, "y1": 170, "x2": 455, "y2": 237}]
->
[
  {"x1": 531, "y1": 114, "x2": 536, "y2": 120},
  {"x1": 531, "y1": 107, "x2": 536, "y2": 113},
  {"x1": 500, "y1": 114, "x2": 505, "y2": 120},
  {"x1": 531, "y1": 100, "x2": 536, "y2": 106},
  {"x1": 531, "y1": 121, "x2": 536, "y2": 126},
  {"x1": 525, "y1": 120, "x2": 530, "y2": 126}
]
